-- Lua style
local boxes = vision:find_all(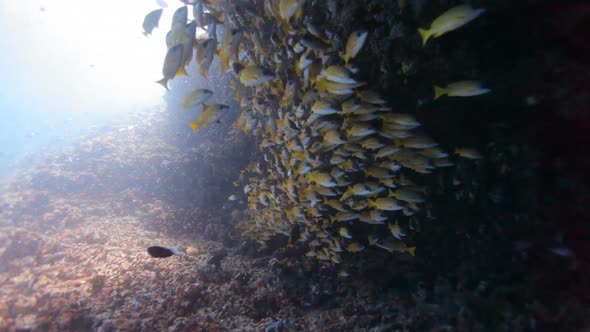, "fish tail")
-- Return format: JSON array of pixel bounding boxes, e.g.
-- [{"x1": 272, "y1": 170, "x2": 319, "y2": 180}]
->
[
  {"x1": 406, "y1": 246, "x2": 416, "y2": 256},
  {"x1": 218, "y1": 52, "x2": 229, "y2": 71},
  {"x1": 418, "y1": 28, "x2": 431, "y2": 47},
  {"x1": 295, "y1": 5, "x2": 304, "y2": 22},
  {"x1": 156, "y1": 78, "x2": 169, "y2": 90},
  {"x1": 189, "y1": 121, "x2": 200, "y2": 133},
  {"x1": 169, "y1": 247, "x2": 183, "y2": 256},
  {"x1": 176, "y1": 66, "x2": 189, "y2": 77},
  {"x1": 342, "y1": 51, "x2": 350, "y2": 64},
  {"x1": 198, "y1": 67, "x2": 206, "y2": 78},
  {"x1": 433, "y1": 85, "x2": 446, "y2": 100}
]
